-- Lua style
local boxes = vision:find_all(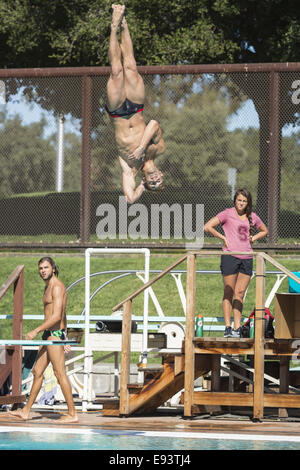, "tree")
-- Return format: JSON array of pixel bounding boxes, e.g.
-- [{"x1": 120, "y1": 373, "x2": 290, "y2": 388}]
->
[
  {"x1": 0, "y1": 114, "x2": 55, "y2": 195},
  {"x1": 0, "y1": 114, "x2": 81, "y2": 195}
]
